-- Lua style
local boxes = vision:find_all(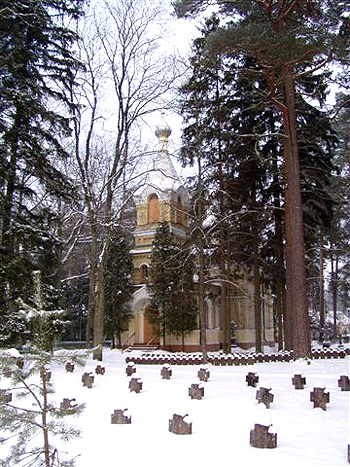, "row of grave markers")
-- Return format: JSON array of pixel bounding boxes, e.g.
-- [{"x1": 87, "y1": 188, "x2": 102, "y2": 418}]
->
[
  {"x1": 122, "y1": 362, "x2": 350, "y2": 454},
  {"x1": 2, "y1": 356, "x2": 348, "y2": 458},
  {"x1": 122, "y1": 364, "x2": 276, "y2": 447}
]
